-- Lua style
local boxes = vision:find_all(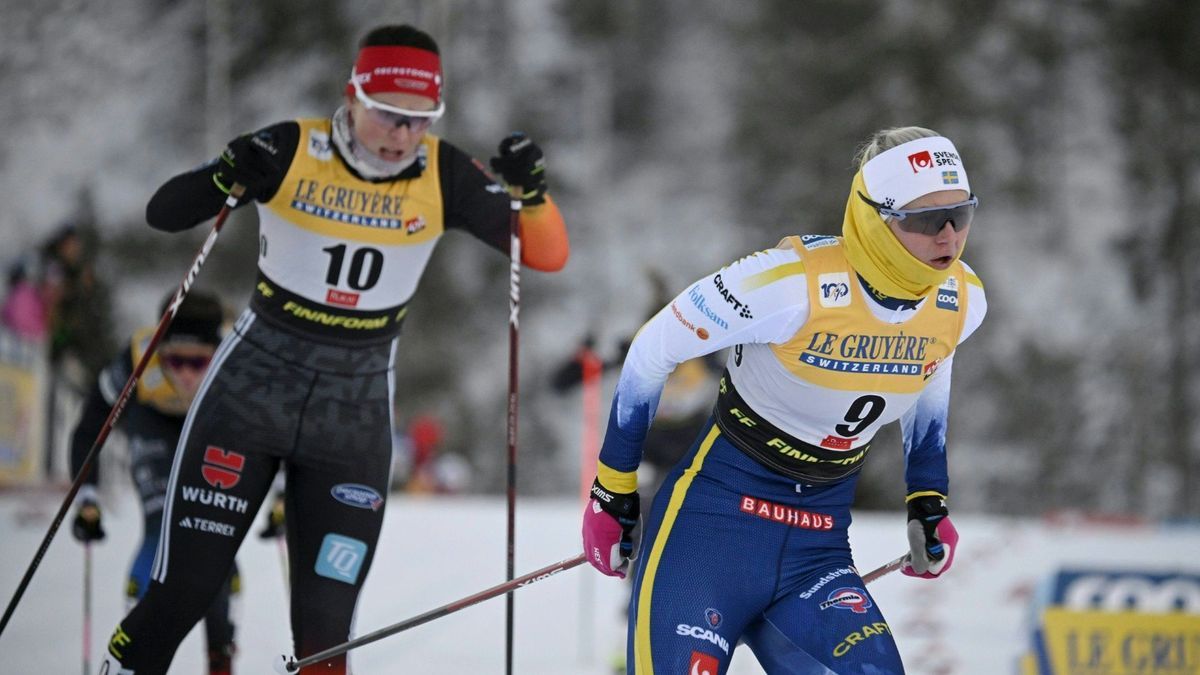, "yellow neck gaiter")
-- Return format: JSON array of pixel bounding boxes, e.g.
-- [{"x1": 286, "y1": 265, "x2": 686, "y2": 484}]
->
[{"x1": 841, "y1": 171, "x2": 961, "y2": 300}]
